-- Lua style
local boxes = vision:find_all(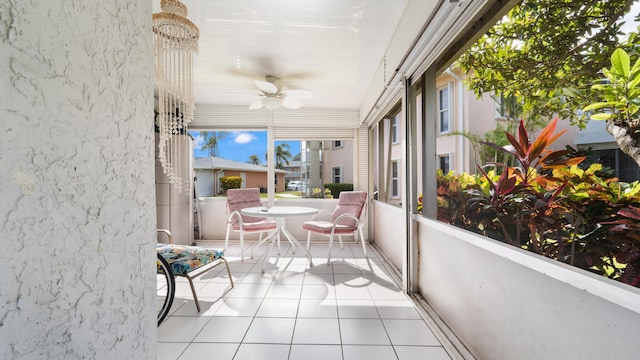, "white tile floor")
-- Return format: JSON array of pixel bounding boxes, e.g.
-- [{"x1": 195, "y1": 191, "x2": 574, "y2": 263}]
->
[{"x1": 157, "y1": 240, "x2": 455, "y2": 360}]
